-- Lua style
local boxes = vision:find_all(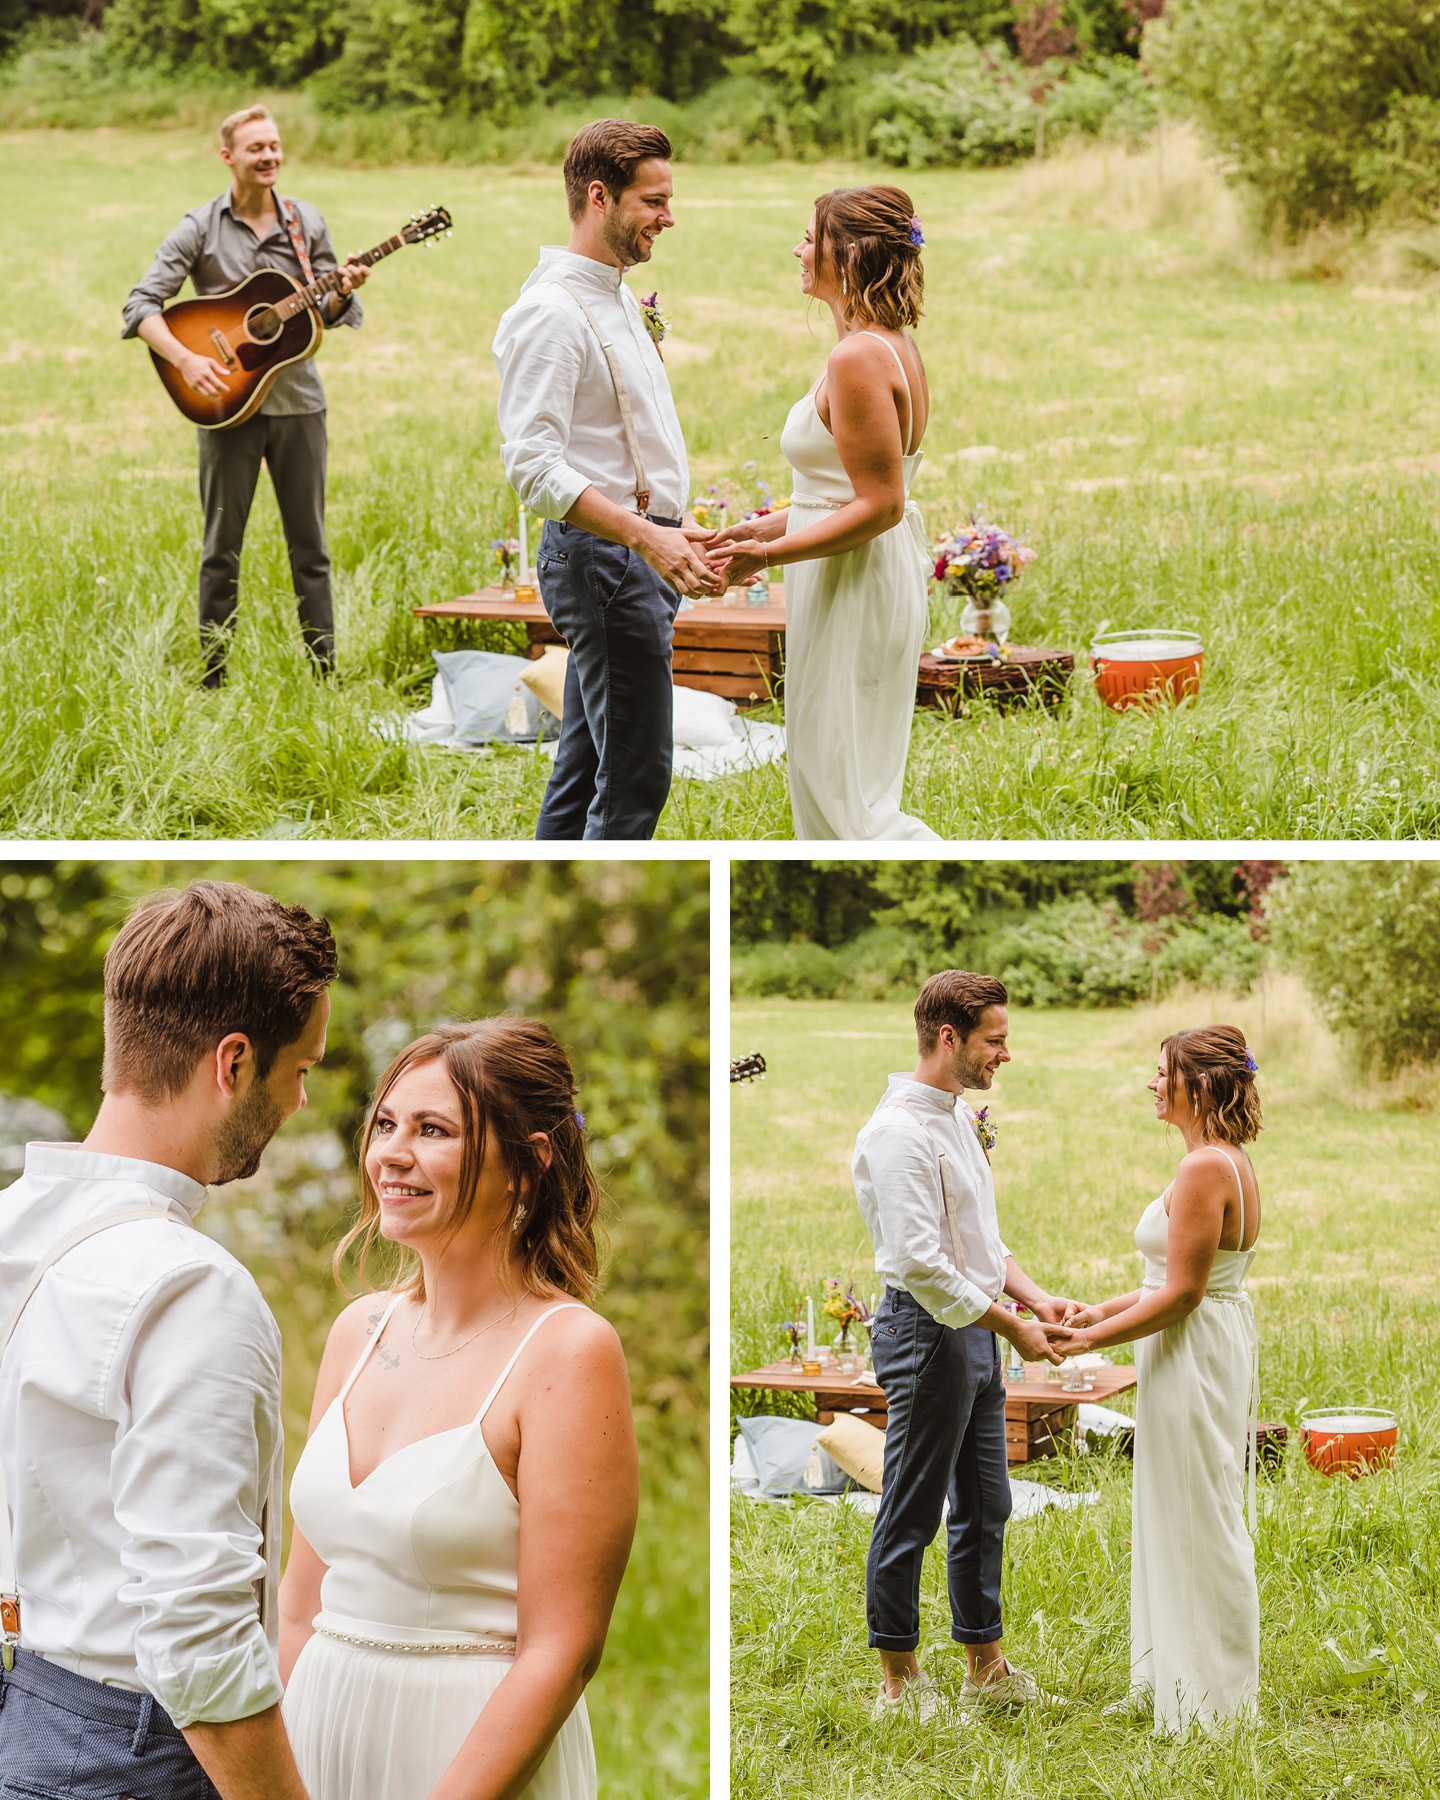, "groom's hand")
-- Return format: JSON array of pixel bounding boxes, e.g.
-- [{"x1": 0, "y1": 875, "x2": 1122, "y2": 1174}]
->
[
  {"x1": 1006, "y1": 1312, "x2": 1064, "y2": 1366},
  {"x1": 638, "y1": 522, "x2": 726, "y2": 597},
  {"x1": 1029, "y1": 1295, "x2": 1077, "y2": 1326},
  {"x1": 708, "y1": 541, "x2": 770, "y2": 586}
]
